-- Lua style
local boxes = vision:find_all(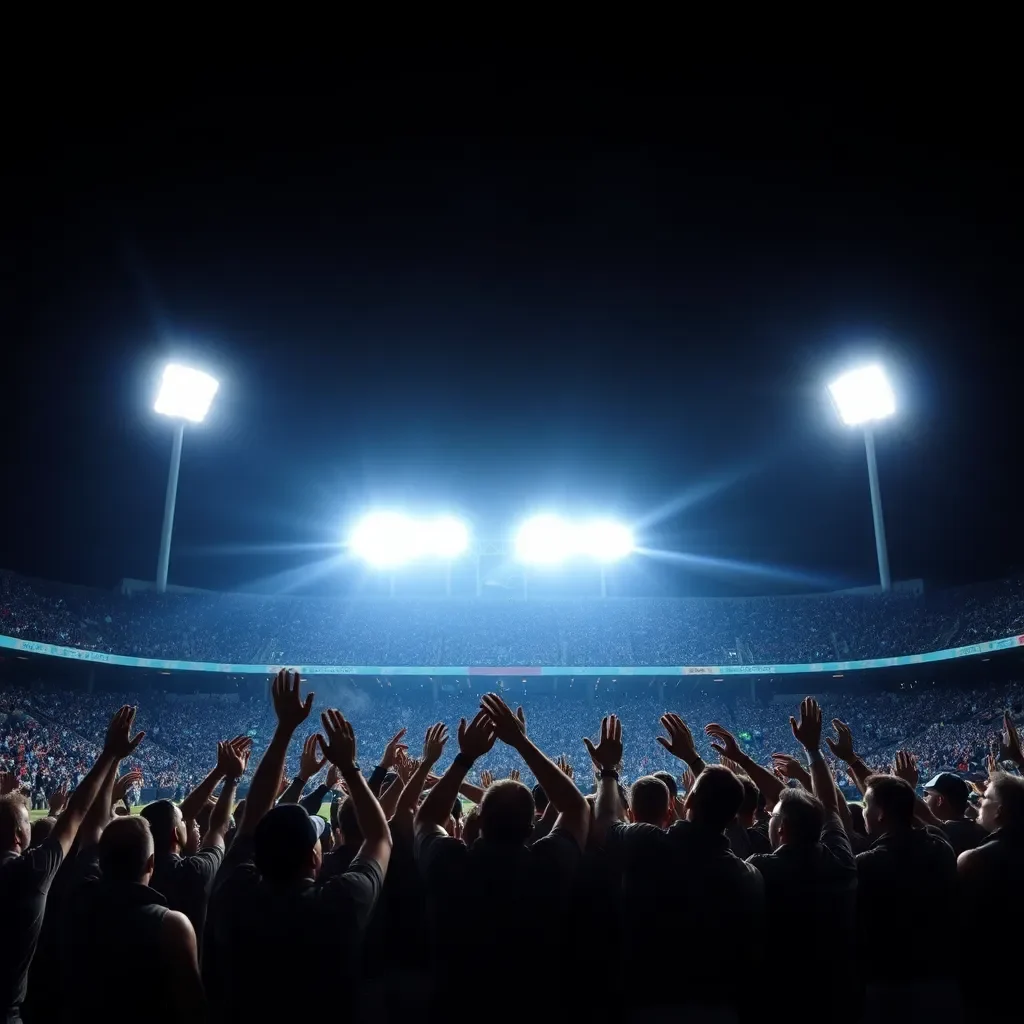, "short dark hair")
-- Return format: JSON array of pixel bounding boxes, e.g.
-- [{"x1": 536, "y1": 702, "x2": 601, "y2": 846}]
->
[
  {"x1": 688, "y1": 765, "x2": 744, "y2": 832},
  {"x1": 866, "y1": 774, "x2": 916, "y2": 828},
  {"x1": 776, "y1": 788, "x2": 825, "y2": 845},
  {"x1": 139, "y1": 800, "x2": 177, "y2": 847},
  {"x1": 479, "y1": 780, "x2": 535, "y2": 845},
  {"x1": 630, "y1": 776, "x2": 670, "y2": 825},
  {"x1": 651, "y1": 771, "x2": 678, "y2": 800},
  {"x1": 30, "y1": 816, "x2": 57, "y2": 848},
  {"x1": 847, "y1": 802, "x2": 866, "y2": 836},
  {"x1": 99, "y1": 816, "x2": 154, "y2": 883},
  {"x1": 736, "y1": 775, "x2": 758, "y2": 817}
]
